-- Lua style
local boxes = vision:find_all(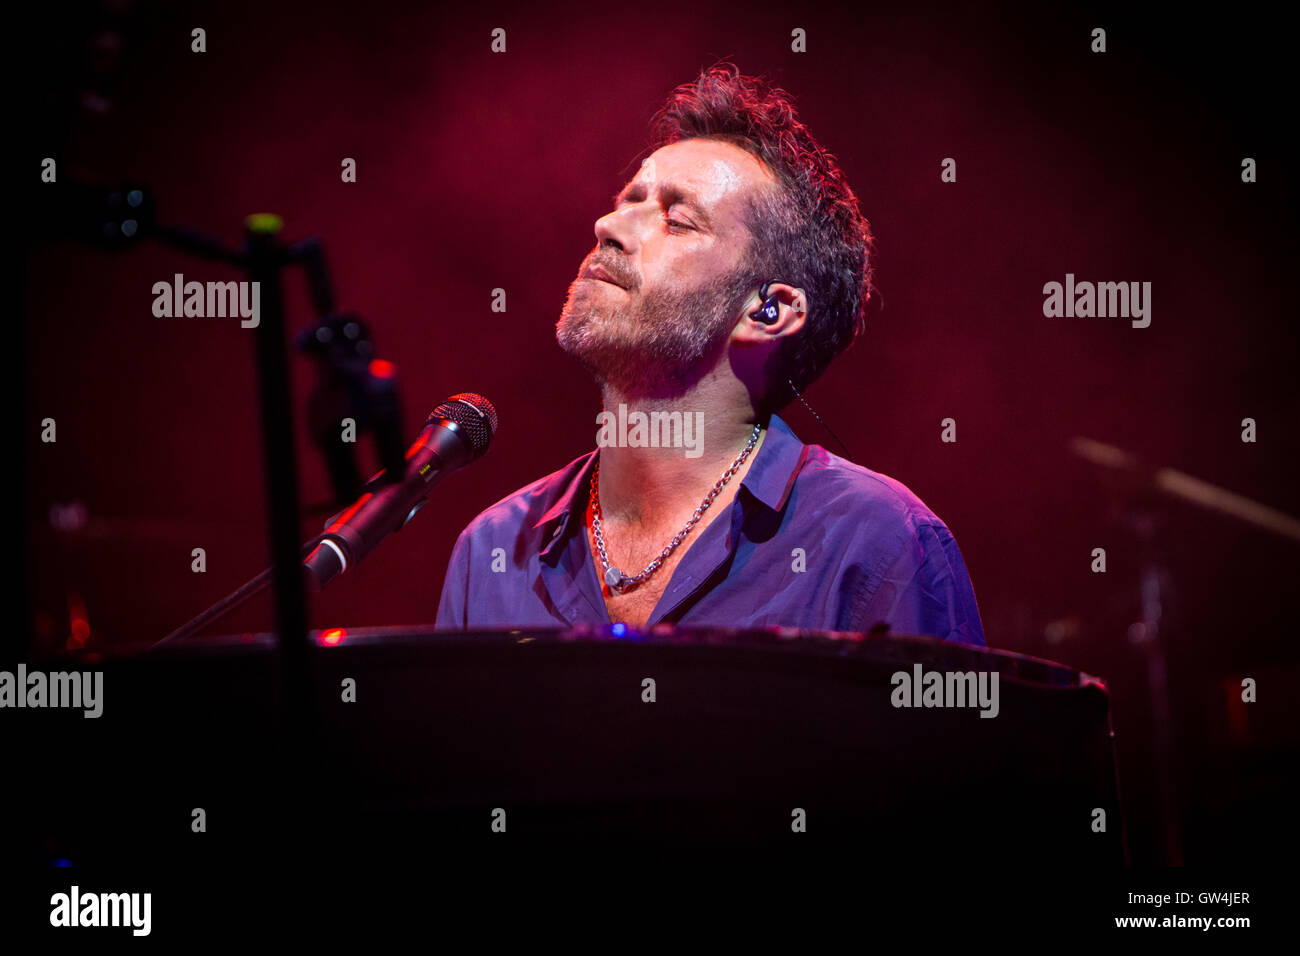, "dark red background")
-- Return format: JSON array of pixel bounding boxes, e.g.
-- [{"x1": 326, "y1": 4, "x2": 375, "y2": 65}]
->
[{"x1": 19, "y1": 0, "x2": 1299, "y2": 866}]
